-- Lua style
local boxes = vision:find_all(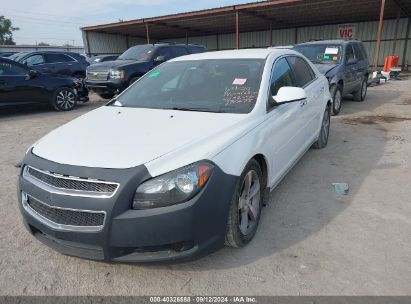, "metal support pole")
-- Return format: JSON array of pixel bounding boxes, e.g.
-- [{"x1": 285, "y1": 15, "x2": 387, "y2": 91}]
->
[
  {"x1": 185, "y1": 31, "x2": 189, "y2": 45},
  {"x1": 126, "y1": 35, "x2": 130, "y2": 49},
  {"x1": 393, "y1": 7, "x2": 401, "y2": 54},
  {"x1": 374, "y1": 0, "x2": 386, "y2": 71},
  {"x1": 269, "y1": 23, "x2": 273, "y2": 47},
  {"x1": 295, "y1": 27, "x2": 298, "y2": 44},
  {"x1": 145, "y1": 23, "x2": 150, "y2": 44},
  {"x1": 216, "y1": 34, "x2": 219, "y2": 51},
  {"x1": 402, "y1": 17, "x2": 411, "y2": 70},
  {"x1": 85, "y1": 31, "x2": 91, "y2": 56},
  {"x1": 235, "y1": 11, "x2": 240, "y2": 49}
]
